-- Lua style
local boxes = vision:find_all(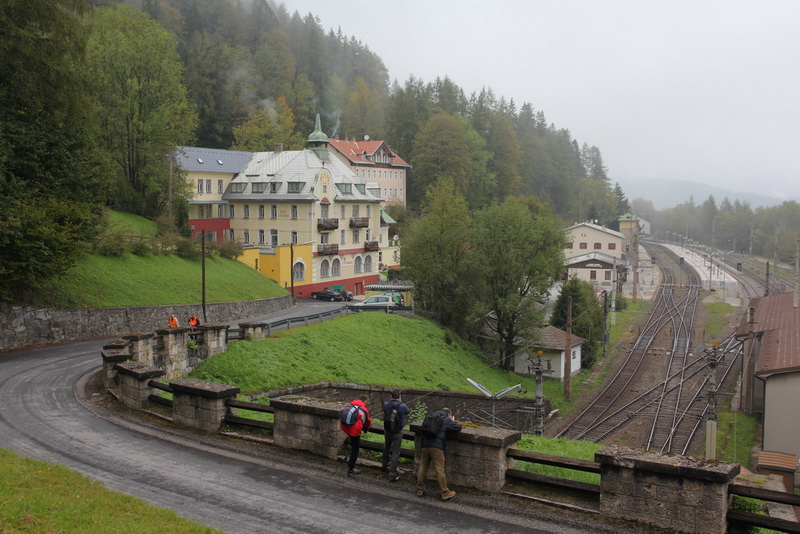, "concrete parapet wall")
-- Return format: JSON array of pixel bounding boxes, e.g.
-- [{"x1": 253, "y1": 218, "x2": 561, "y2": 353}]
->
[
  {"x1": 270, "y1": 395, "x2": 345, "y2": 459},
  {"x1": 412, "y1": 424, "x2": 521, "y2": 492},
  {"x1": 115, "y1": 362, "x2": 164, "y2": 410},
  {"x1": 172, "y1": 379, "x2": 240, "y2": 433},
  {"x1": 0, "y1": 295, "x2": 292, "y2": 352},
  {"x1": 596, "y1": 446, "x2": 740, "y2": 533}
]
